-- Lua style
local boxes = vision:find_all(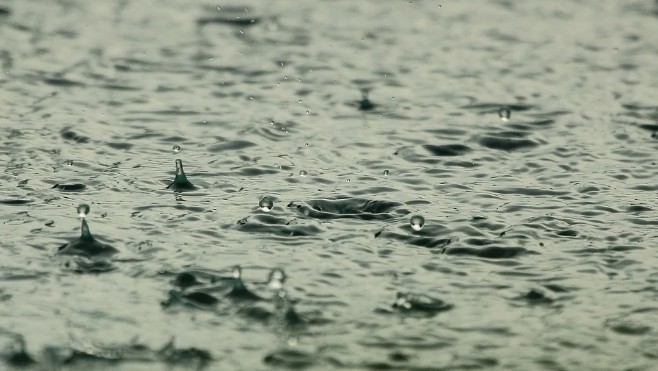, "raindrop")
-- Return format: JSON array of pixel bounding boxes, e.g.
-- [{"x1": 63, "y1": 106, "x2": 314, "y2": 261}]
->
[
  {"x1": 383, "y1": 169, "x2": 389, "y2": 176},
  {"x1": 259, "y1": 196, "x2": 274, "y2": 212},
  {"x1": 66, "y1": 160, "x2": 73, "y2": 167},
  {"x1": 410, "y1": 215, "x2": 425, "y2": 231},
  {"x1": 77, "y1": 204, "x2": 90, "y2": 218},
  {"x1": 268, "y1": 268, "x2": 286, "y2": 290},
  {"x1": 498, "y1": 106, "x2": 511, "y2": 121},
  {"x1": 304, "y1": 143, "x2": 309, "y2": 147},
  {"x1": 306, "y1": 110, "x2": 310, "y2": 115},
  {"x1": 299, "y1": 170, "x2": 307, "y2": 177},
  {"x1": 216, "y1": 5, "x2": 221, "y2": 11},
  {"x1": 172, "y1": 145, "x2": 181, "y2": 153}
]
